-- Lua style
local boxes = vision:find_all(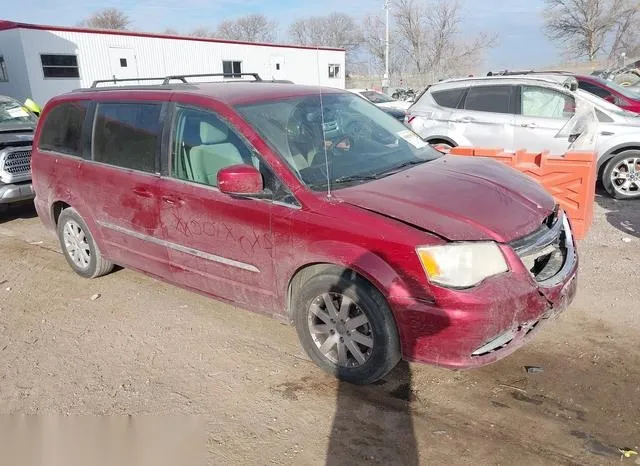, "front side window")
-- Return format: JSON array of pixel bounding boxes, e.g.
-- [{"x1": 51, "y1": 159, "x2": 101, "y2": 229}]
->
[
  {"x1": 171, "y1": 106, "x2": 250, "y2": 187},
  {"x1": 521, "y1": 86, "x2": 575, "y2": 119},
  {"x1": 578, "y1": 80, "x2": 610, "y2": 99},
  {"x1": 329, "y1": 64, "x2": 341, "y2": 79},
  {"x1": 39, "y1": 102, "x2": 87, "y2": 155},
  {"x1": 235, "y1": 93, "x2": 441, "y2": 191},
  {"x1": 0, "y1": 56, "x2": 8, "y2": 82},
  {"x1": 93, "y1": 102, "x2": 162, "y2": 173},
  {"x1": 464, "y1": 85, "x2": 513, "y2": 113},
  {"x1": 222, "y1": 60, "x2": 242, "y2": 78},
  {"x1": 41, "y1": 54, "x2": 80, "y2": 79}
]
